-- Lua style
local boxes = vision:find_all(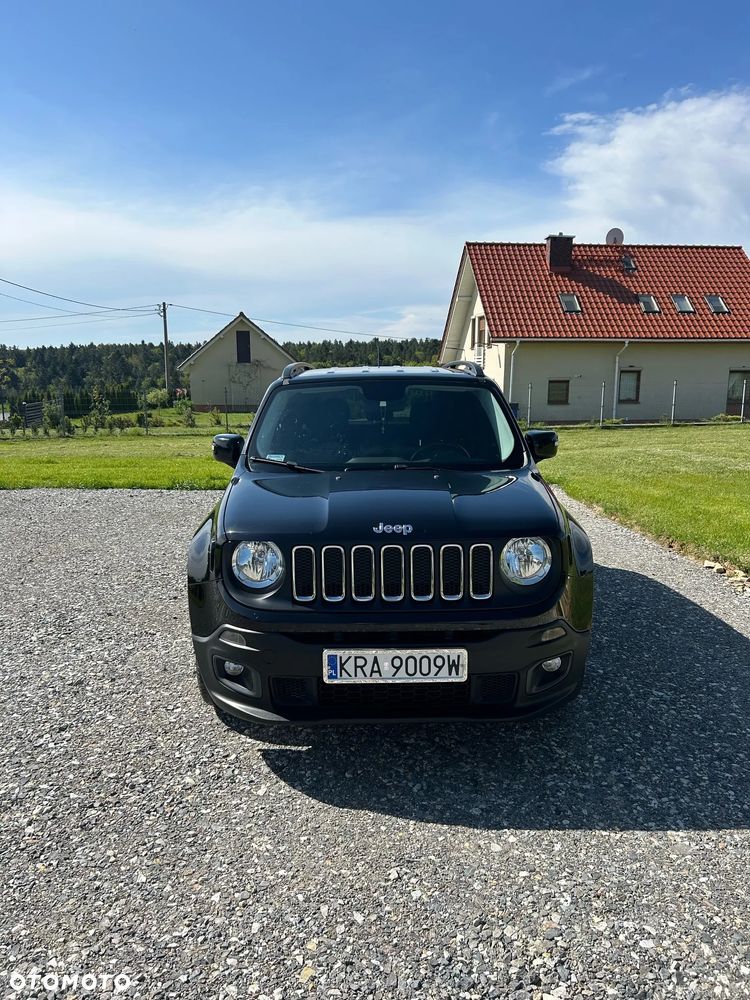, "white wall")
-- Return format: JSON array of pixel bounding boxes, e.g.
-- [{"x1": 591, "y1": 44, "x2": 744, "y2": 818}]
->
[
  {"x1": 454, "y1": 292, "x2": 507, "y2": 390},
  {"x1": 504, "y1": 341, "x2": 750, "y2": 422},
  {"x1": 185, "y1": 319, "x2": 291, "y2": 409}
]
